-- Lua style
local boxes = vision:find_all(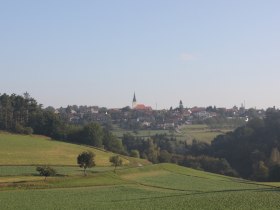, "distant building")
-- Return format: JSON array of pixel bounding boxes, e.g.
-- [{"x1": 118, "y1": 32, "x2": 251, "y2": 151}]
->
[
  {"x1": 132, "y1": 92, "x2": 137, "y2": 109},
  {"x1": 131, "y1": 93, "x2": 152, "y2": 111}
]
